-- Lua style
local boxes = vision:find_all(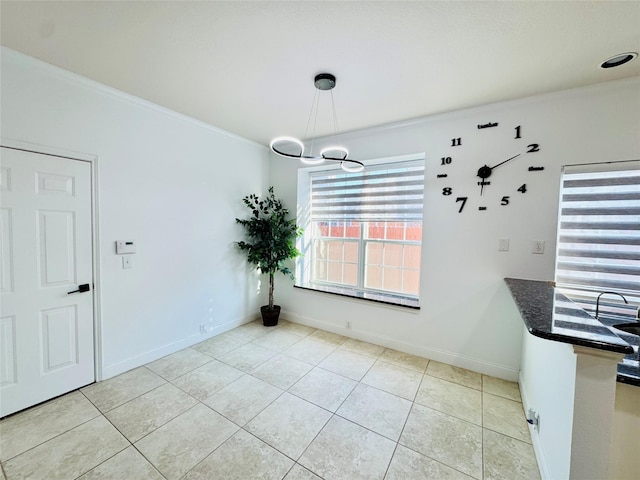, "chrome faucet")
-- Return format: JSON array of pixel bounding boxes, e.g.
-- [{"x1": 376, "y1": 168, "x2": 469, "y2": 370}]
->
[{"x1": 595, "y1": 291, "x2": 628, "y2": 319}]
